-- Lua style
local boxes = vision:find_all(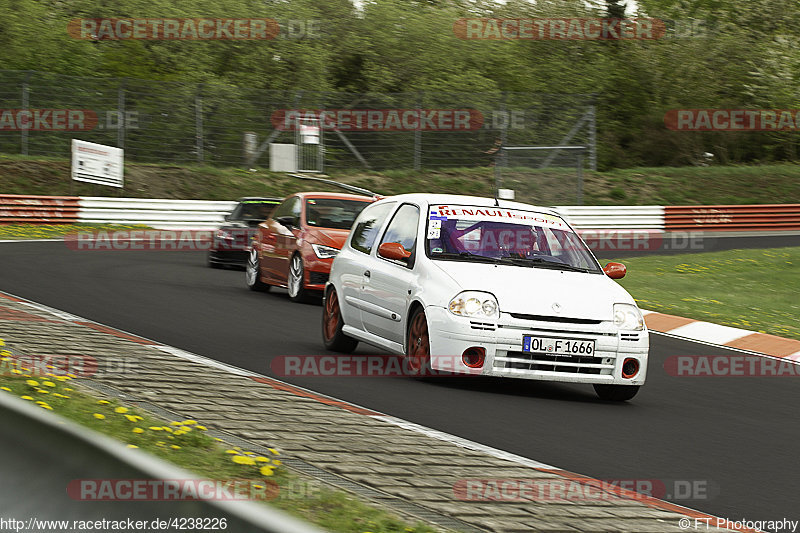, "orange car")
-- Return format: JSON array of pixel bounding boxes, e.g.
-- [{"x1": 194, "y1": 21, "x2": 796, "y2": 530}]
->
[{"x1": 246, "y1": 192, "x2": 375, "y2": 301}]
